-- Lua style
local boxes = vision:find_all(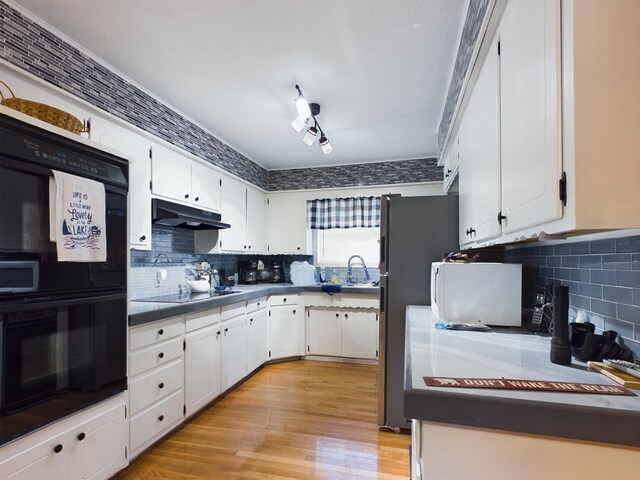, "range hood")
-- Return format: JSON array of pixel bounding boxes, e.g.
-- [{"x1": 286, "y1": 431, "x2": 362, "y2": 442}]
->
[{"x1": 152, "y1": 198, "x2": 230, "y2": 230}]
